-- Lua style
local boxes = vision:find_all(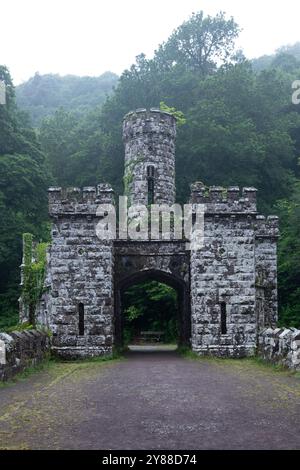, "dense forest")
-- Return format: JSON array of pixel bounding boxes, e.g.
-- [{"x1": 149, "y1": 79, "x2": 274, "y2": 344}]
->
[
  {"x1": 1, "y1": 11, "x2": 300, "y2": 332},
  {"x1": 16, "y1": 71, "x2": 118, "y2": 126}
]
